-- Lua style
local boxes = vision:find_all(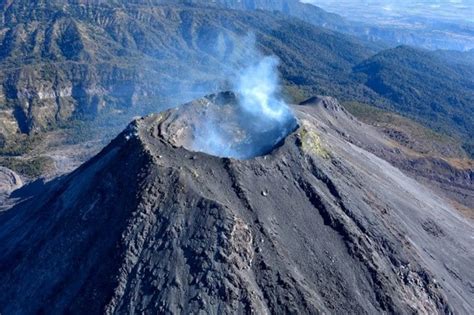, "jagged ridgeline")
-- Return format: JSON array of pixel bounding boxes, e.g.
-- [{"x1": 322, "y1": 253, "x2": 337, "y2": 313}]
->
[{"x1": 0, "y1": 0, "x2": 373, "y2": 138}]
